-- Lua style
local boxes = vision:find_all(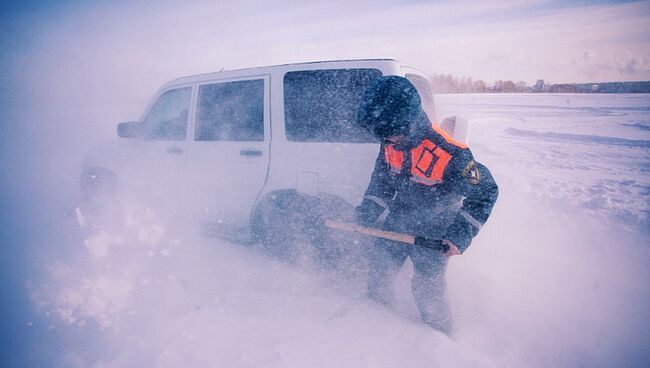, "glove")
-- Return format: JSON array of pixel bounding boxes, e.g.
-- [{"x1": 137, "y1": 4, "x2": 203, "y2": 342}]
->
[
  {"x1": 413, "y1": 237, "x2": 450, "y2": 253},
  {"x1": 442, "y1": 212, "x2": 478, "y2": 253},
  {"x1": 442, "y1": 240, "x2": 461, "y2": 256},
  {"x1": 355, "y1": 197, "x2": 386, "y2": 226}
]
